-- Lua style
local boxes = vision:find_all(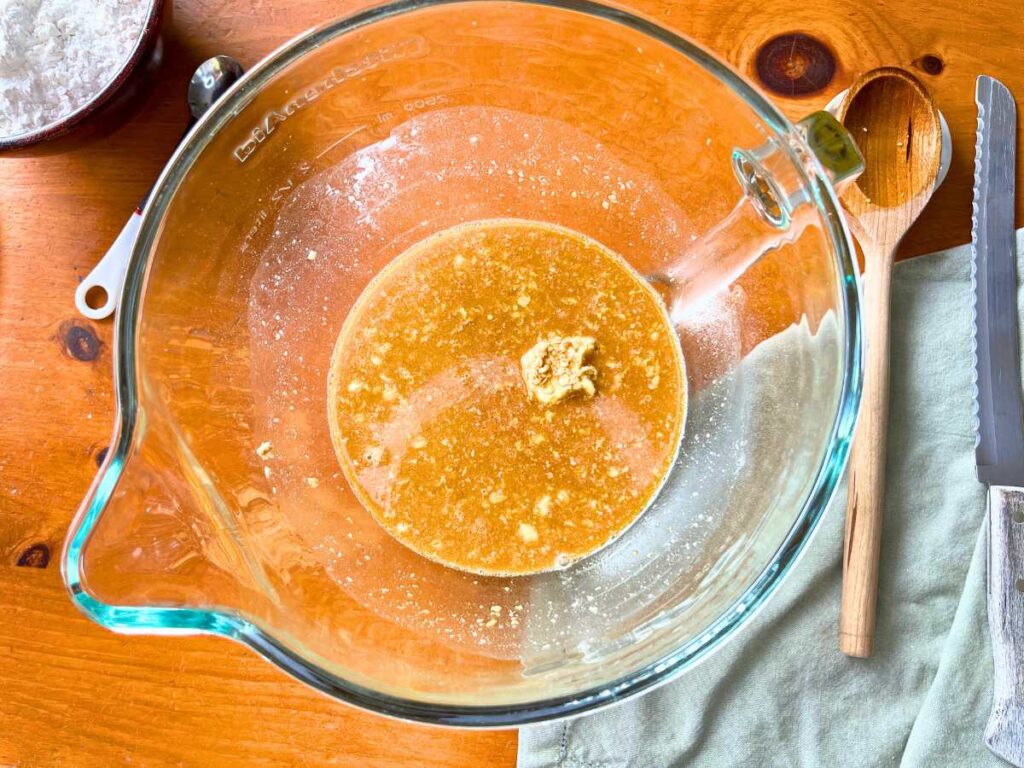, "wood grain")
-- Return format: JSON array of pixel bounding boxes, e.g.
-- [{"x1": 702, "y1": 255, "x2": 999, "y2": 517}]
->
[
  {"x1": 1, "y1": 0, "x2": 1023, "y2": 764},
  {"x1": 0, "y1": 567, "x2": 517, "y2": 767}
]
